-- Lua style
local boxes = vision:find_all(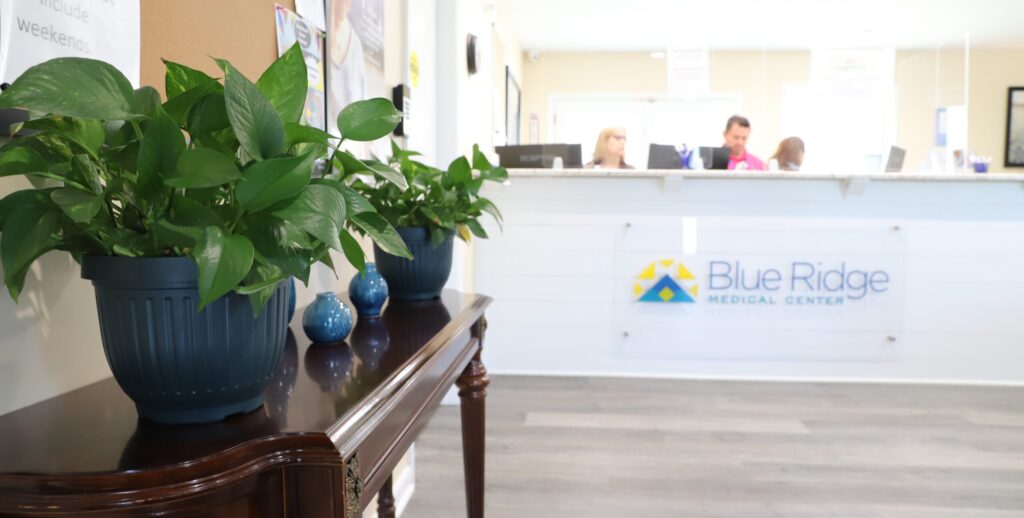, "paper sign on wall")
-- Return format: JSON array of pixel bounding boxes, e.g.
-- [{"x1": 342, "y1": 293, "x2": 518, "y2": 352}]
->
[
  {"x1": 666, "y1": 48, "x2": 709, "y2": 97},
  {"x1": 0, "y1": 0, "x2": 140, "y2": 86},
  {"x1": 275, "y1": 5, "x2": 326, "y2": 130}
]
